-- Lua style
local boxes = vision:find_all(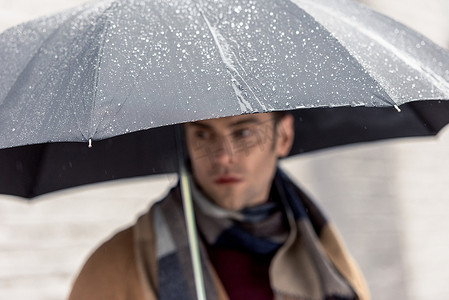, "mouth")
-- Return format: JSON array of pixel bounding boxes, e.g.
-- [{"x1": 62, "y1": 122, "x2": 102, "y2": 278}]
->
[{"x1": 213, "y1": 176, "x2": 242, "y2": 184}]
